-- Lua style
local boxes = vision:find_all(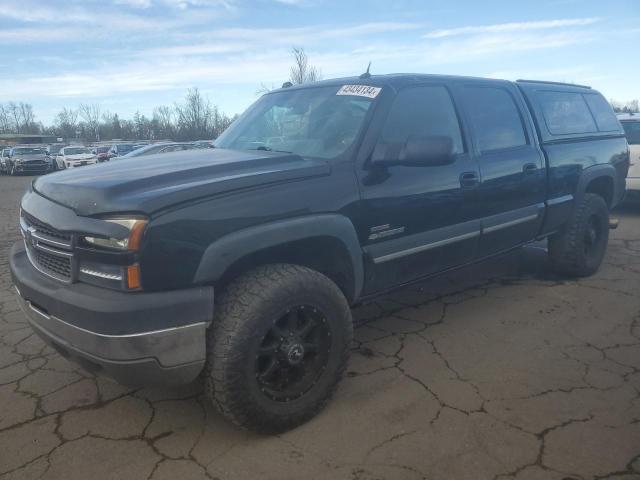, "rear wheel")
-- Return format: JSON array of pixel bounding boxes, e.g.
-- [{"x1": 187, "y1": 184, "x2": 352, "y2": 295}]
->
[
  {"x1": 204, "y1": 264, "x2": 352, "y2": 433},
  {"x1": 548, "y1": 193, "x2": 609, "y2": 276}
]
